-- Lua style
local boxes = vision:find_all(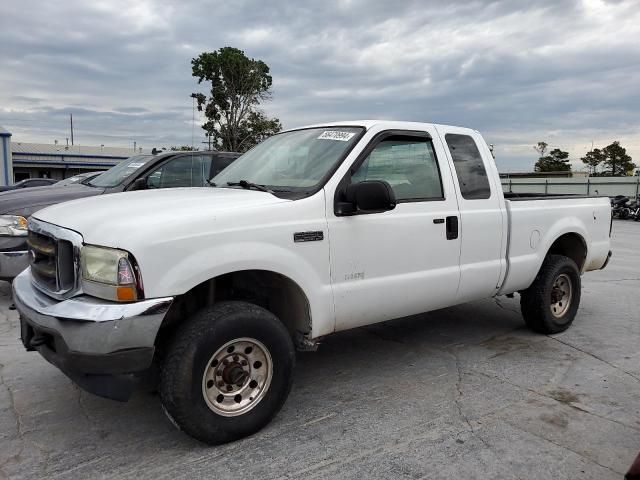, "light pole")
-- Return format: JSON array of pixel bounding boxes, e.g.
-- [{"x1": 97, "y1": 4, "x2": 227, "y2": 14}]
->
[{"x1": 190, "y1": 93, "x2": 198, "y2": 151}]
